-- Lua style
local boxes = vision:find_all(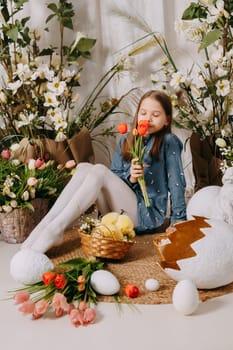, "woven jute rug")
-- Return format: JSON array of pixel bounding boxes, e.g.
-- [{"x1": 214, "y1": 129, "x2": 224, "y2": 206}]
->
[{"x1": 47, "y1": 226, "x2": 233, "y2": 305}]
